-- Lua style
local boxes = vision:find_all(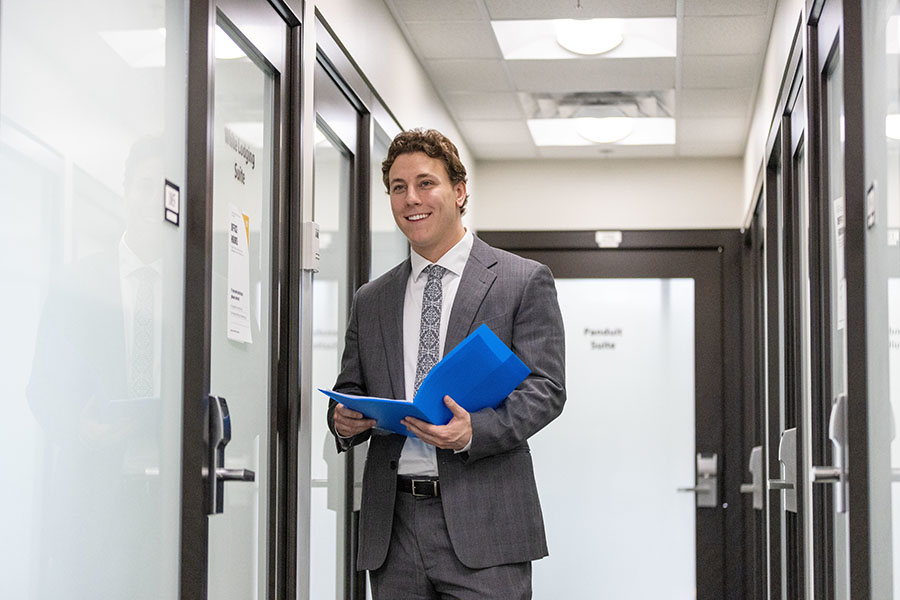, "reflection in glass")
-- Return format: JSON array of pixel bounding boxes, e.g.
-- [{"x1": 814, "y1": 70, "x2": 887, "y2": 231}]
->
[
  {"x1": 1, "y1": 0, "x2": 186, "y2": 597},
  {"x1": 370, "y1": 120, "x2": 408, "y2": 278},
  {"x1": 531, "y1": 278, "x2": 695, "y2": 598},
  {"x1": 207, "y1": 22, "x2": 274, "y2": 600},
  {"x1": 885, "y1": 2, "x2": 900, "y2": 594},
  {"x1": 826, "y1": 44, "x2": 849, "y2": 600},
  {"x1": 311, "y1": 124, "x2": 351, "y2": 600}
]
